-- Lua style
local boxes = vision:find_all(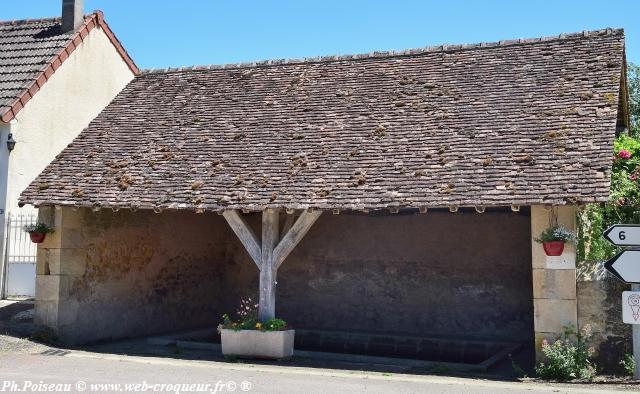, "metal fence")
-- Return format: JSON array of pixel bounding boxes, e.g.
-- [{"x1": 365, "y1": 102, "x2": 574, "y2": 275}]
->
[{"x1": 2, "y1": 212, "x2": 37, "y2": 298}]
